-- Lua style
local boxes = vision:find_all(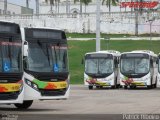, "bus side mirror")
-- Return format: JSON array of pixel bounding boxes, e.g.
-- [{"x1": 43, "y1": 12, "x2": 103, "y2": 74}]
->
[
  {"x1": 24, "y1": 41, "x2": 28, "y2": 57},
  {"x1": 81, "y1": 58, "x2": 84, "y2": 65}
]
